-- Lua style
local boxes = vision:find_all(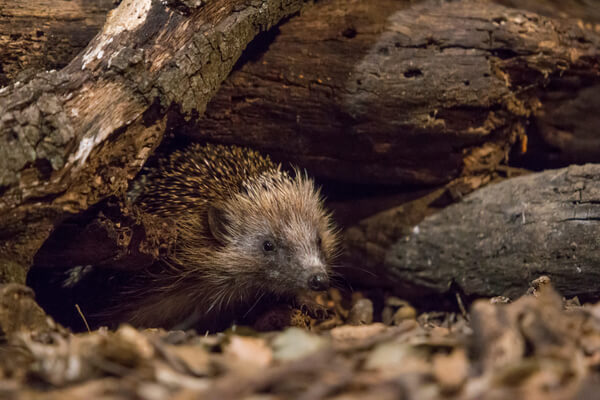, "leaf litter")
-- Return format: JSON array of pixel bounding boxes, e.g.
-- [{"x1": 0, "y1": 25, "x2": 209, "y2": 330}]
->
[{"x1": 2, "y1": 276, "x2": 600, "y2": 399}]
